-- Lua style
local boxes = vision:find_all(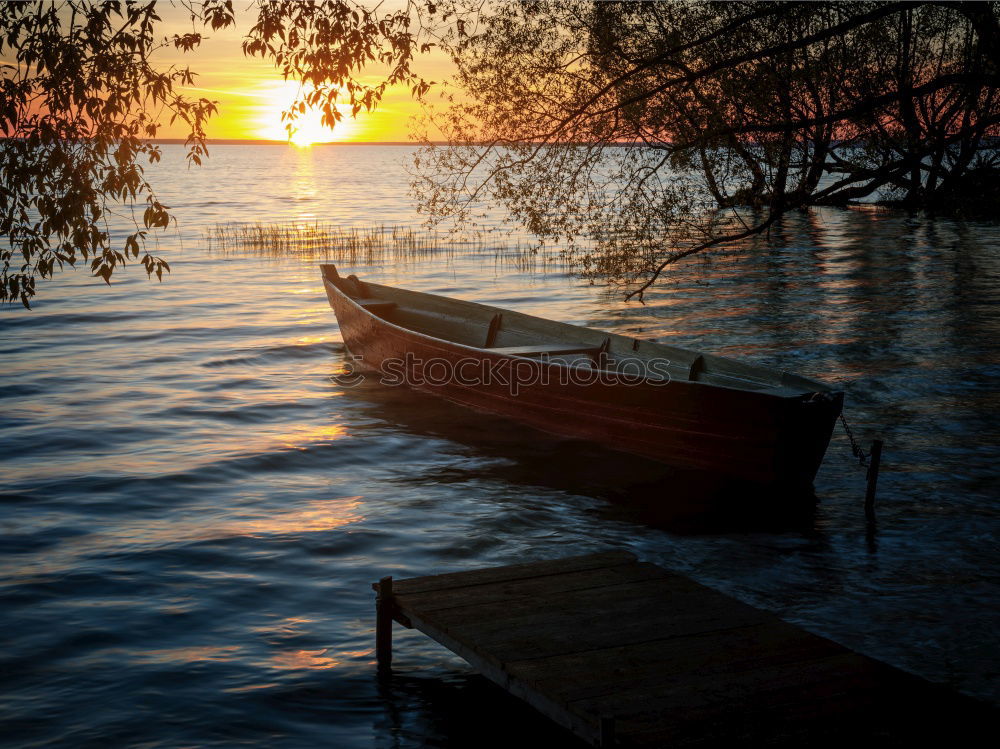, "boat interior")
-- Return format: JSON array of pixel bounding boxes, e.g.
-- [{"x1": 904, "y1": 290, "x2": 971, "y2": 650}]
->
[{"x1": 322, "y1": 265, "x2": 830, "y2": 397}]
